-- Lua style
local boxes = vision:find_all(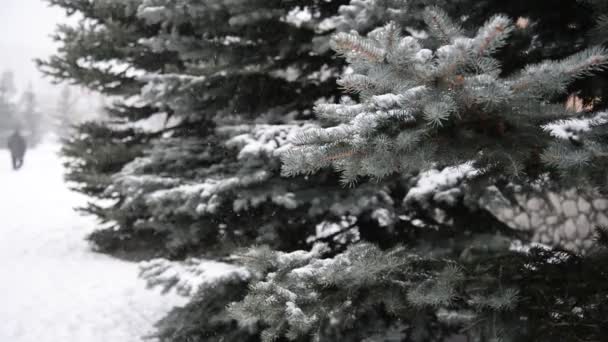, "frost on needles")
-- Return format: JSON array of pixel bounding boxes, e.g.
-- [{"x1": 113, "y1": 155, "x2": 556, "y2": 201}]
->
[
  {"x1": 228, "y1": 241, "x2": 521, "y2": 342},
  {"x1": 282, "y1": 7, "x2": 608, "y2": 185}
]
